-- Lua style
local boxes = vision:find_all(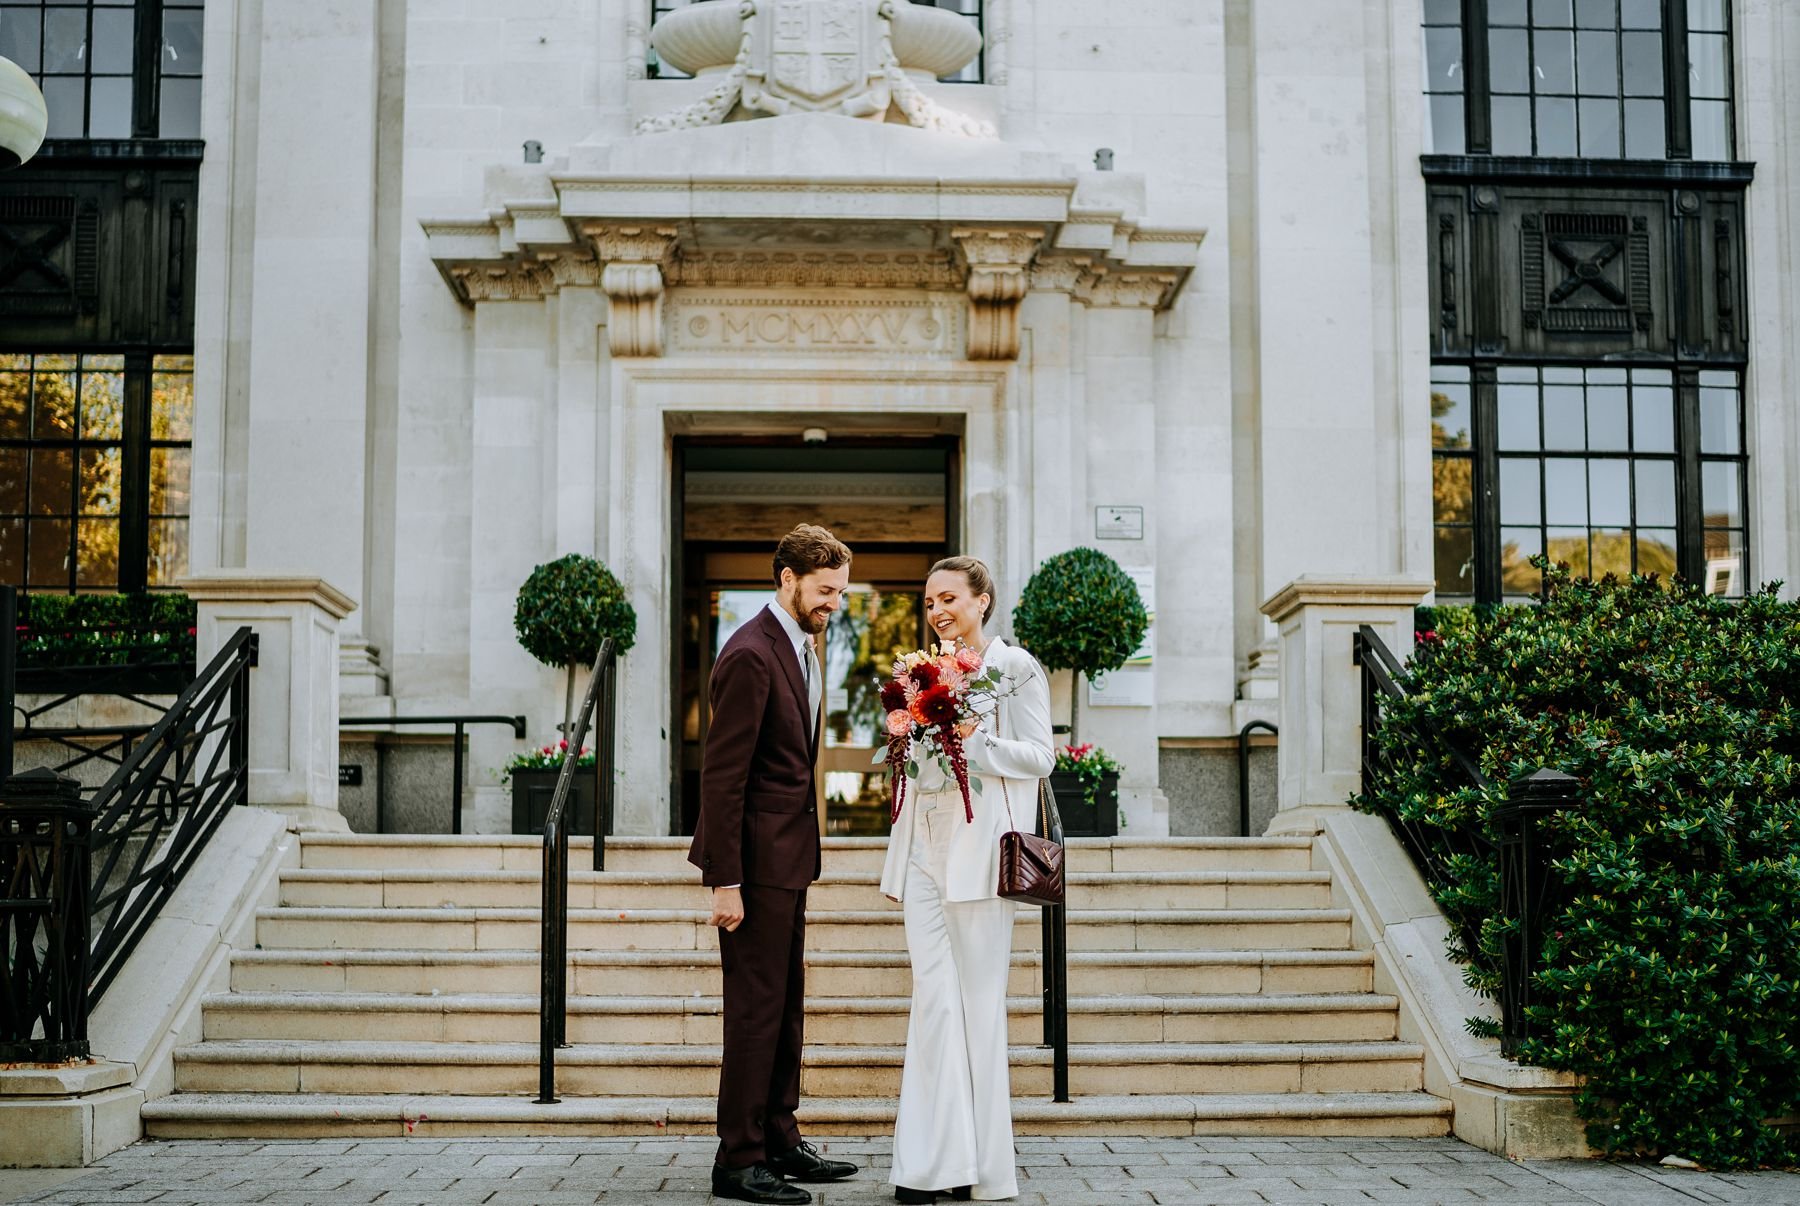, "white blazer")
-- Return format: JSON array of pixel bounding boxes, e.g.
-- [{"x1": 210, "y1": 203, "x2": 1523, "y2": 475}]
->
[{"x1": 879, "y1": 636, "x2": 1057, "y2": 904}]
